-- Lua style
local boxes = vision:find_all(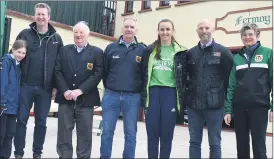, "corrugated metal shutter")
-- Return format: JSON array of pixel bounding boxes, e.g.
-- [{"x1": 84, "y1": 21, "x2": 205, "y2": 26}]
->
[{"x1": 7, "y1": 1, "x2": 116, "y2": 36}]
